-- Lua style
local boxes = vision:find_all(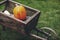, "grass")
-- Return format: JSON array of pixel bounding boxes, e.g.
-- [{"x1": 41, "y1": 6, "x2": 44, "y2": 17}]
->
[{"x1": 0, "y1": 0, "x2": 60, "y2": 40}]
